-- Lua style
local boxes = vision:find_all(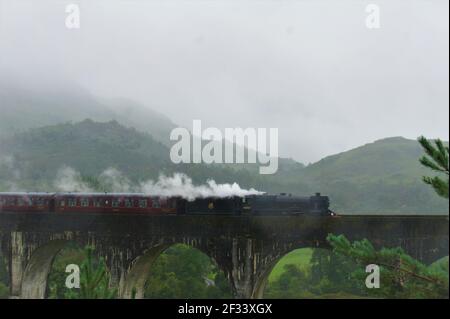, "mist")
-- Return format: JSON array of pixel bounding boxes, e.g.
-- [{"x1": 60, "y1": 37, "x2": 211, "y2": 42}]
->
[
  {"x1": 0, "y1": 0, "x2": 448, "y2": 163},
  {"x1": 53, "y1": 166, "x2": 263, "y2": 200}
]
